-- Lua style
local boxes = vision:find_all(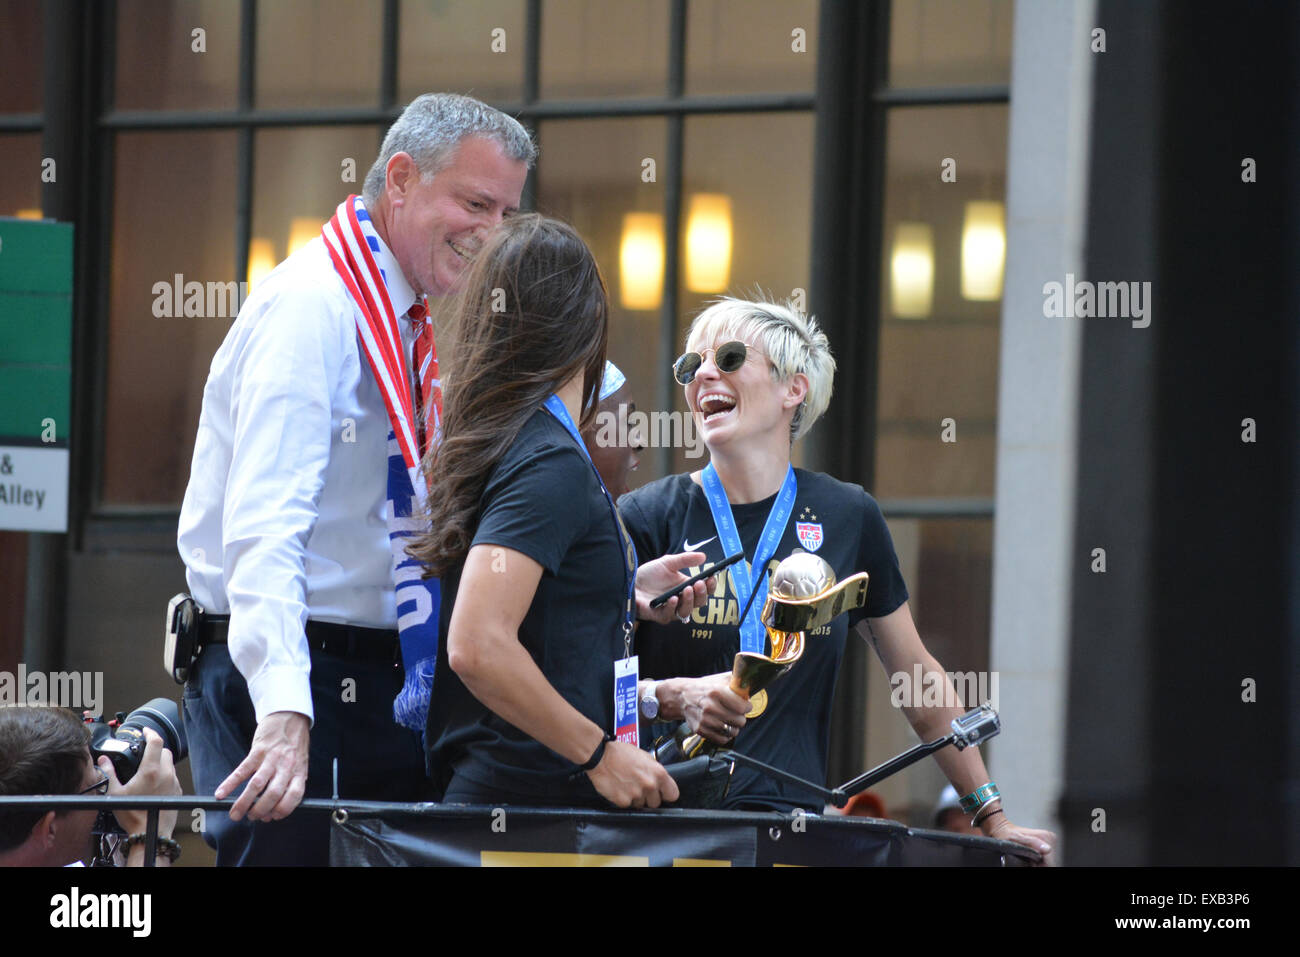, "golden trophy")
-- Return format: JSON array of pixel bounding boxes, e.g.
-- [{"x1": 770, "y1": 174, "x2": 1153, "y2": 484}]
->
[{"x1": 655, "y1": 551, "x2": 870, "y2": 765}]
